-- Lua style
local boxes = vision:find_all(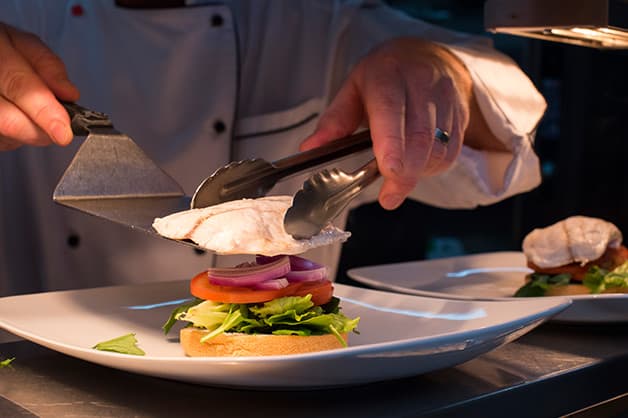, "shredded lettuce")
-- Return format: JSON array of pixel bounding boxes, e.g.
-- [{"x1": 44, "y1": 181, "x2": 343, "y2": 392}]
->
[
  {"x1": 92, "y1": 333, "x2": 145, "y2": 356},
  {"x1": 514, "y1": 273, "x2": 571, "y2": 297},
  {"x1": 175, "y1": 300, "x2": 233, "y2": 331},
  {"x1": 164, "y1": 295, "x2": 360, "y2": 347},
  {"x1": 515, "y1": 261, "x2": 628, "y2": 297},
  {"x1": 162, "y1": 298, "x2": 203, "y2": 334},
  {"x1": 249, "y1": 295, "x2": 315, "y2": 317},
  {"x1": 583, "y1": 261, "x2": 628, "y2": 293},
  {"x1": 0, "y1": 356, "x2": 15, "y2": 368}
]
